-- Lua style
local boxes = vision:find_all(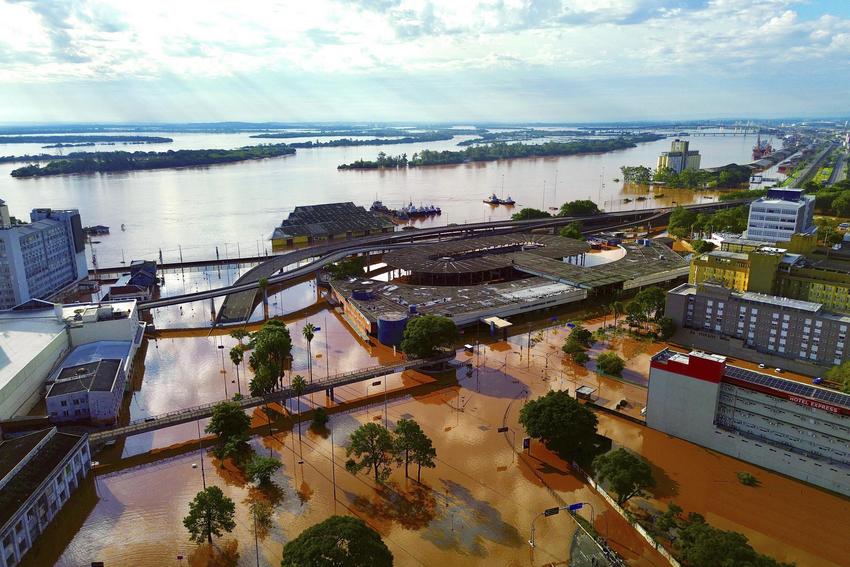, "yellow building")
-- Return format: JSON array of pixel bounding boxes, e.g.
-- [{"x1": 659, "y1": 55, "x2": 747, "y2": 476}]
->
[
  {"x1": 689, "y1": 251, "x2": 752, "y2": 291},
  {"x1": 657, "y1": 139, "x2": 701, "y2": 173}
]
